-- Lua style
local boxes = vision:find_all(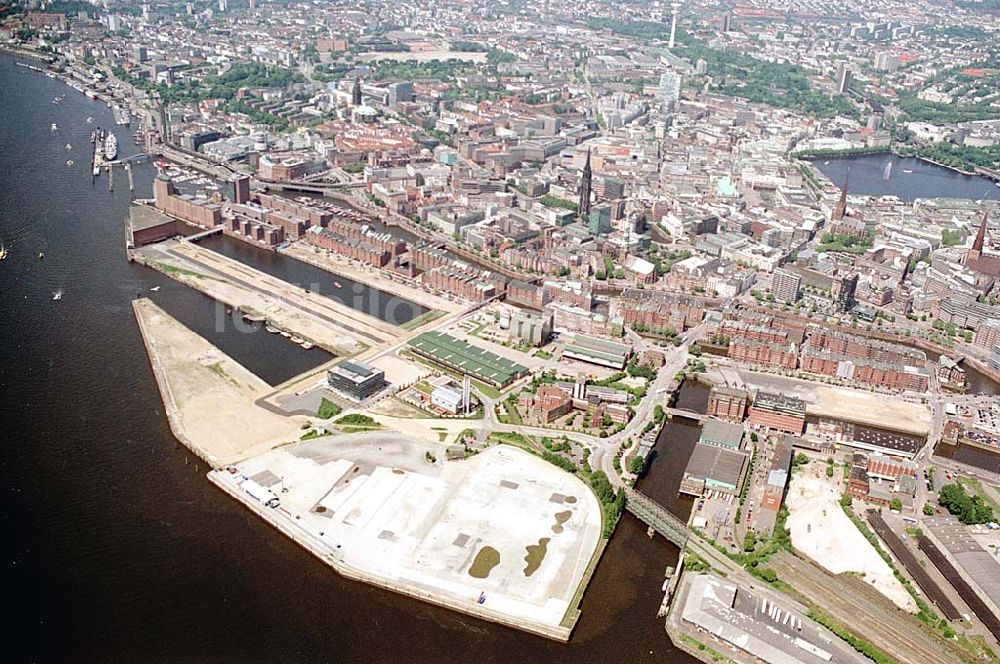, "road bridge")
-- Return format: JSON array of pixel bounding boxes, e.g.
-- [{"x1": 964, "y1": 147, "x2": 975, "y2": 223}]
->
[
  {"x1": 623, "y1": 488, "x2": 689, "y2": 548},
  {"x1": 184, "y1": 226, "x2": 224, "y2": 243},
  {"x1": 664, "y1": 407, "x2": 707, "y2": 423}
]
